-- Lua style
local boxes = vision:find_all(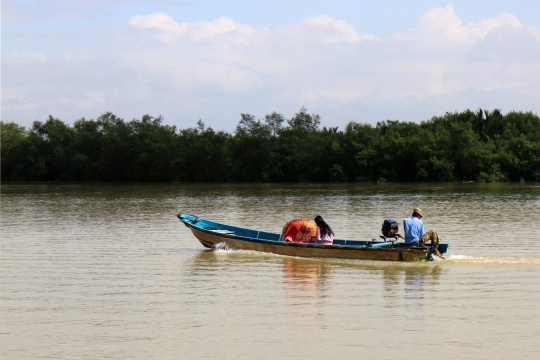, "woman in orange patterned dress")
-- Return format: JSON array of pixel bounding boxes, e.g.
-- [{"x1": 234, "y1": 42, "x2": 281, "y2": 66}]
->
[{"x1": 281, "y1": 219, "x2": 317, "y2": 243}]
